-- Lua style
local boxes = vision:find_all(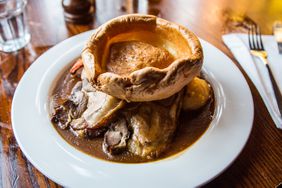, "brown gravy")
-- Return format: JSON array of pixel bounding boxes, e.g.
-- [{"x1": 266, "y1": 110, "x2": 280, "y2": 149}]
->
[{"x1": 51, "y1": 67, "x2": 214, "y2": 163}]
